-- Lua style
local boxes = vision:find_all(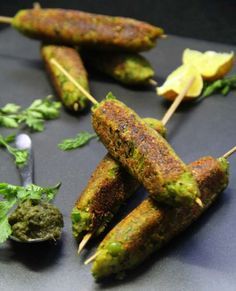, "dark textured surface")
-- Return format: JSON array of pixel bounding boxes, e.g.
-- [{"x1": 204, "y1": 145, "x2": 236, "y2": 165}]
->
[
  {"x1": 0, "y1": 0, "x2": 236, "y2": 45},
  {"x1": 0, "y1": 28, "x2": 236, "y2": 291}
]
